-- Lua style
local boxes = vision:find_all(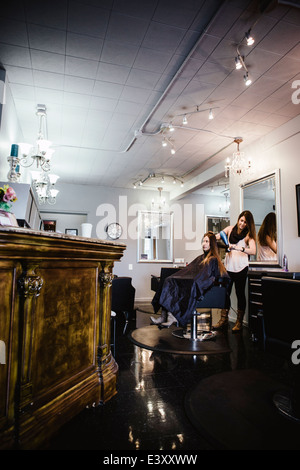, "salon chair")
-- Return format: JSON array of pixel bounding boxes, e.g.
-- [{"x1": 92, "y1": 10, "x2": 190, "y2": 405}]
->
[
  {"x1": 151, "y1": 267, "x2": 183, "y2": 292},
  {"x1": 110, "y1": 277, "x2": 136, "y2": 354},
  {"x1": 173, "y1": 277, "x2": 230, "y2": 341},
  {"x1": 261, "y1": 276, "x2": 300, "y2": 421}
]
